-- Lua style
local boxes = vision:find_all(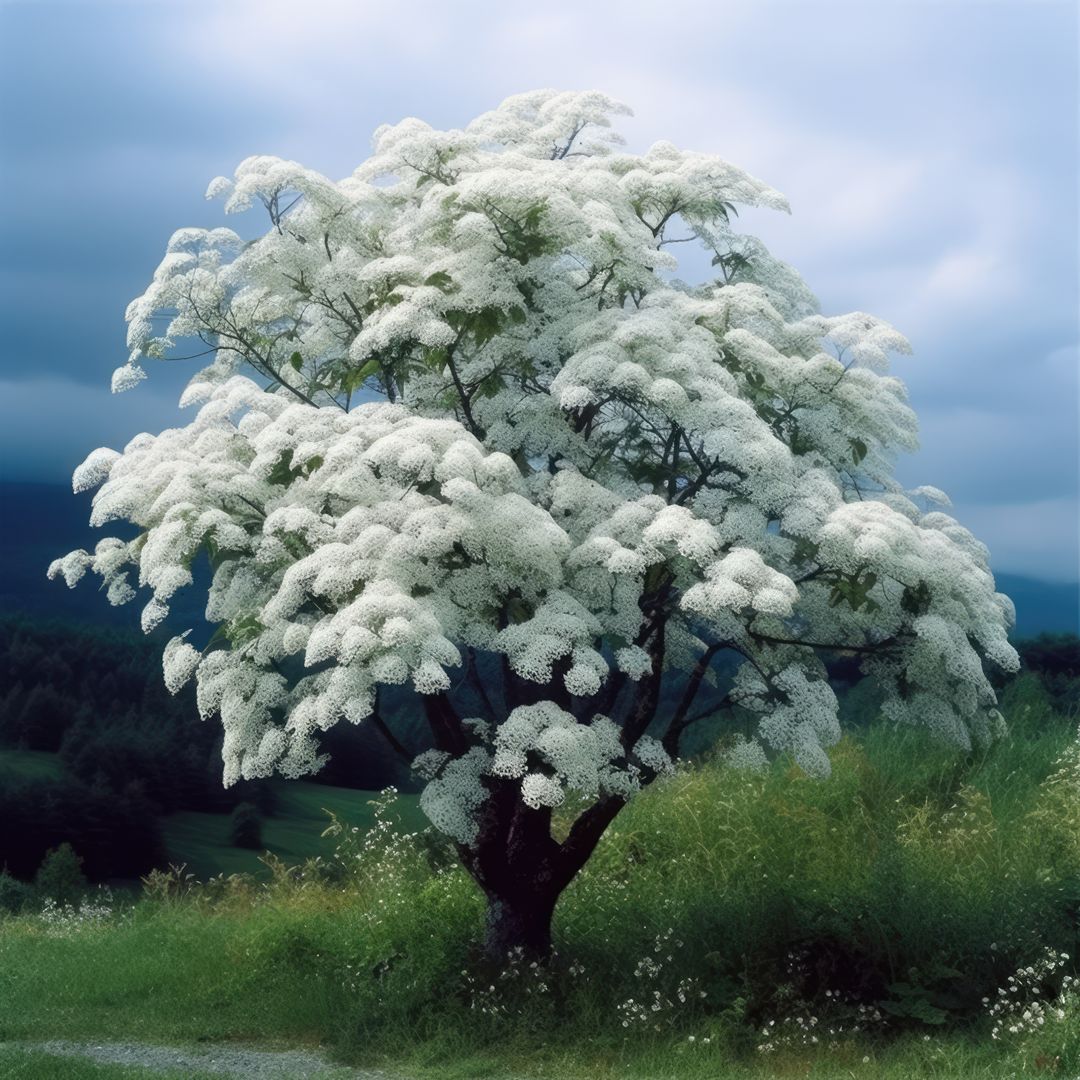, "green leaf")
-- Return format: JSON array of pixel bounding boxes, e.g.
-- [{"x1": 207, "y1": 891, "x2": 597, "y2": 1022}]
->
[
  {"x1": 423, "y1": 347, "x2": 448, "y2": 374},
  {"x1": 828, "y1": 569, "x2": 878, "y2": 612},
  {"x1": 343, "y1": 357, "x2": 382, "y2": 393},
  {"x1": 472, "y1": 306, "x2": 505, "y2": 346},
  {"x1": 268, "y1": 448, "x2": 300, "y2": 488},
  {"x1": 523, "y1": 202, "x2": 546, "y2": 231},
  {"x1": 477, "y1": 373, "x2": 506, "y2": 400},
  {"x1": 901, "y1": 580, "x2": 932, "y2": 616},
  {"x1": 226, "y1": 614, "x2": 265, "y2": 648},
  {"x1": 289, "y1": 351, "x2": 303, "y2": 372},
  {"x1": 424, "y1": 270, "x2": 453, "y2": 291},
  {"x1": 850, "y1": 437, "x2": 868, "y2": 465},
  {"x1": 792, "y1": 537, "x2": 819, "y2": 565},
  {"x1": 881, "y1": 983, "x2": 950, "y2": 1025}
]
